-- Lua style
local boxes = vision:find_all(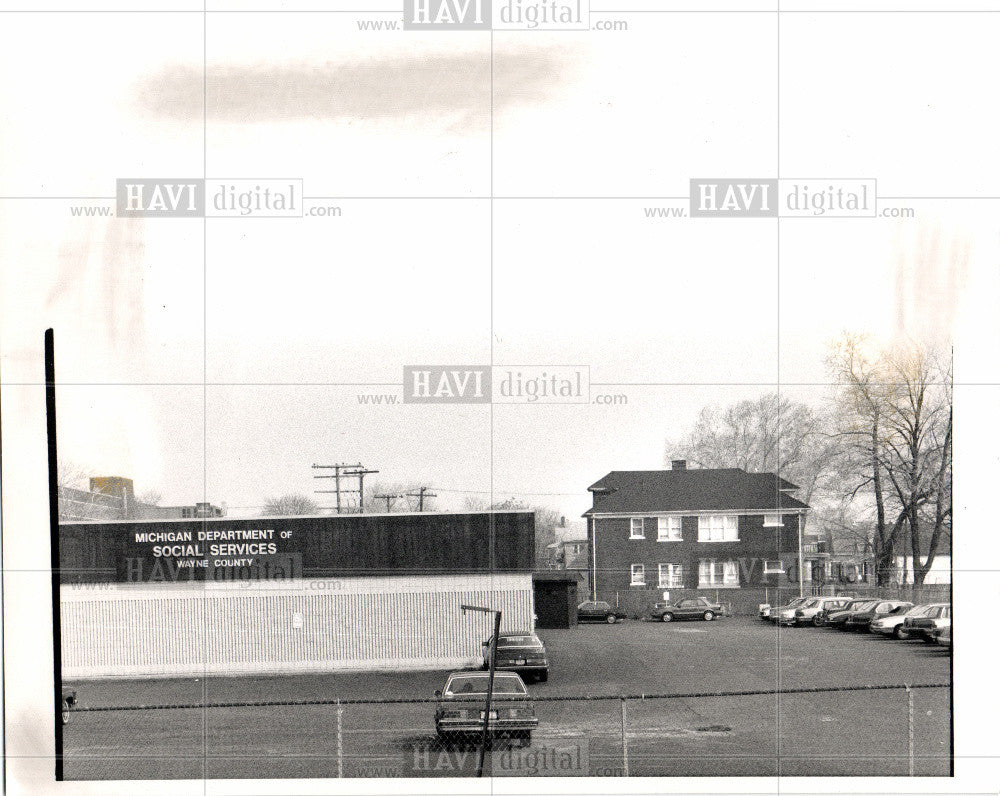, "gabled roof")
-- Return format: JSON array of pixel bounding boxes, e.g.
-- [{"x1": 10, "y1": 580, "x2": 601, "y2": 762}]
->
[{"x1": 583, "y1": 469, "x2": 809, "y2": 515}]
